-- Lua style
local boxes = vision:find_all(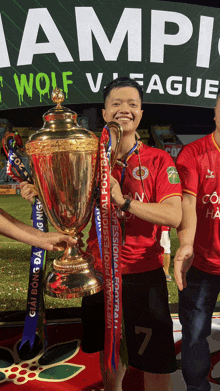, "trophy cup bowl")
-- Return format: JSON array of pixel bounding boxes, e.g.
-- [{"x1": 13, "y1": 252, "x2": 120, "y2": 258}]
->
[{"x1": 25, "y1": 88, "x2": 123, "y2": 299}]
